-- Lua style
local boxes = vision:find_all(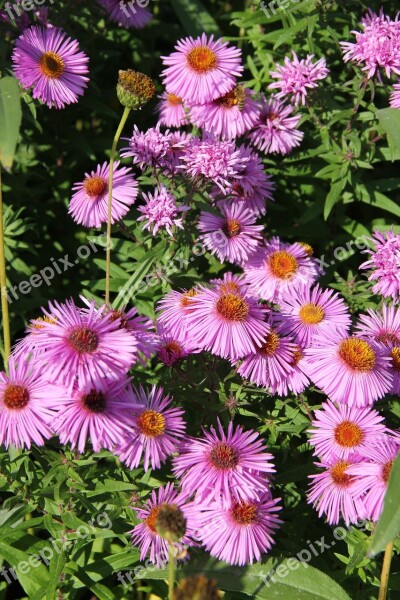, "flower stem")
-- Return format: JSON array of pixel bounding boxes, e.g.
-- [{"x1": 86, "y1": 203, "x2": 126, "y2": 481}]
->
[
  {"x1": 168, "y1": 544, "x2": 175, "y2": 600},
  {"x1": 105, "y1": 106, "x2": 131, "y2": 305},
  {"x1": 0, "y1": 167, "x2": 10, "y2": 371},
  {"x1": 378, "y1": 540, "x2": 394, "y2": 600}
]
